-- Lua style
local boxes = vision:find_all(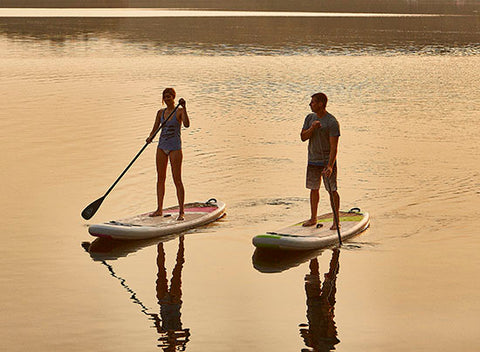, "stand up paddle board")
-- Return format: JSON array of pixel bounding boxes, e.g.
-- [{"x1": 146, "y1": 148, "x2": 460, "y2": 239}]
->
[
  {"x1": 88, "y1": 198, "x2": 225, "y2": 240},
  {"x1": 252, "y1": 208, "x2": 369, "y2": 250}
]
